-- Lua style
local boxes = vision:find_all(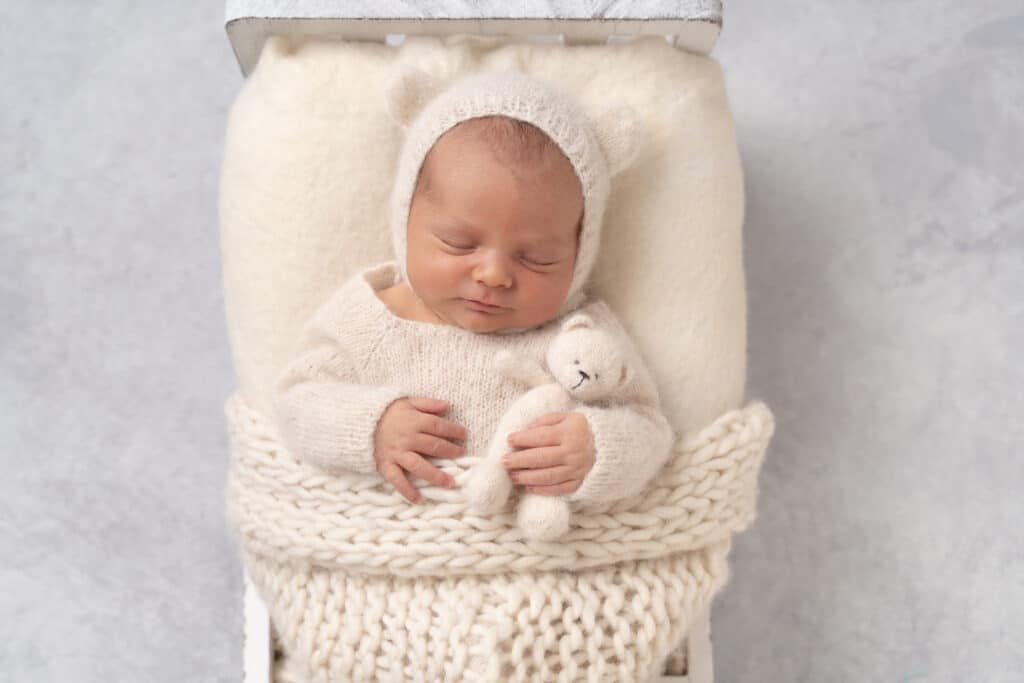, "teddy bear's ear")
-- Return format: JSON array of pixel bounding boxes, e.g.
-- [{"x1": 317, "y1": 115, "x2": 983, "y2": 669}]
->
[
  {"x1": 386, "y1": 66, "x2": 445, "y2": 128},
  {"x1": 591, "y1": 103, "x2": 643, "y2": 177},
  {"x1": 560, "y1": 313, "x2": 594, "y2": 332}
]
